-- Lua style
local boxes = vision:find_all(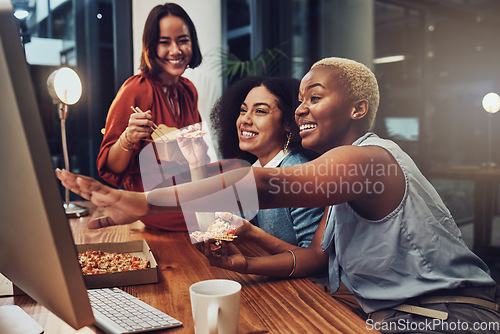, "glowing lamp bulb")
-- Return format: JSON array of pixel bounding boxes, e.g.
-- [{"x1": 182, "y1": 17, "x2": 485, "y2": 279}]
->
[
  {"x1": 47, "y1": 67, "x2": 82, "y2": 105},
  {"x1": 482, "y1": 92, "x2": 500, "y2": 114}
]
